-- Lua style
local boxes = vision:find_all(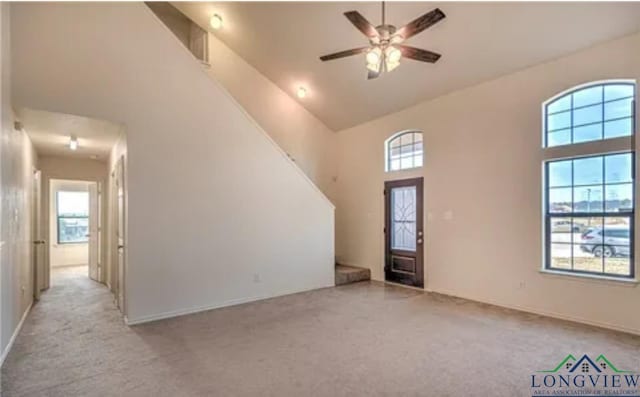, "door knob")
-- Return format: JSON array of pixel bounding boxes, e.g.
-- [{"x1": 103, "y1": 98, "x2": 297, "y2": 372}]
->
[{"x1": 417, "y1": 239, "x2": 423, "y2": 244}]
